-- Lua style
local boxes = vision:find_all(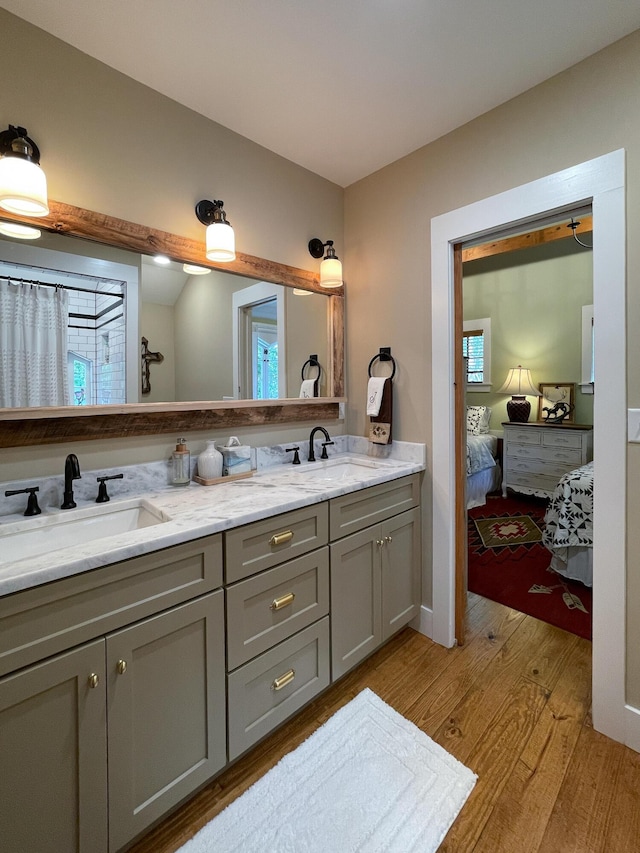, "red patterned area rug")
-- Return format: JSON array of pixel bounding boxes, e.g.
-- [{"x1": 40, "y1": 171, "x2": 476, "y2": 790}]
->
[{"x1": 468, "y1": 495, "x2": 592, "y2": 640}]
